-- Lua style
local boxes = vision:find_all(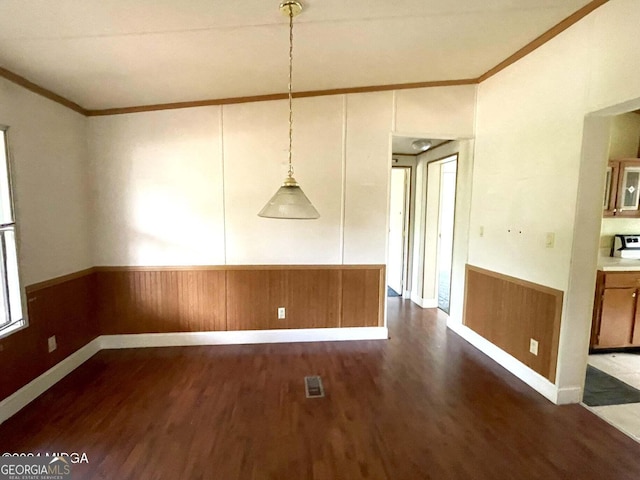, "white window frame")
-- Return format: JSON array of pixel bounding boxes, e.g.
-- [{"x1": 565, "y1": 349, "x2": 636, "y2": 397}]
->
[{"x1": 0, "y1": 126, "x2": 26, "y2": 339}]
